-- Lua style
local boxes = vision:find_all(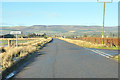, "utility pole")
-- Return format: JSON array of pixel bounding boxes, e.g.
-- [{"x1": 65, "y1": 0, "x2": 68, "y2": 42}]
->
[{"x1": 97, "y1": 0, "x2": 113, "y2": 44}]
